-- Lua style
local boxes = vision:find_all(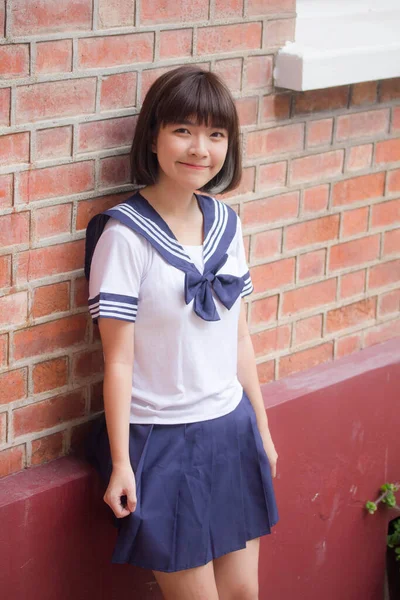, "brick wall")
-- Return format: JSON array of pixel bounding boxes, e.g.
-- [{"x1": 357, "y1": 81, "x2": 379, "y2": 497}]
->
[{"x1": 0, "y1": 0, "x2": 399, "y2": 477}]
